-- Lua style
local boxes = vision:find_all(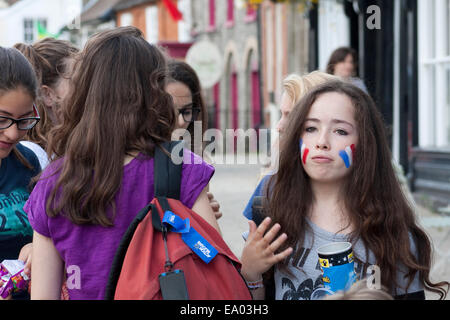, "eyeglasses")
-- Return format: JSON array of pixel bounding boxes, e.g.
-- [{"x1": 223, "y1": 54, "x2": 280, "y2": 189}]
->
[
  {"x1": 178, "y1": 105, "x2": 201, "y2": 123},
  {"x1": 0, "y1": 104, "x2": 40, "y2": 130}
]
